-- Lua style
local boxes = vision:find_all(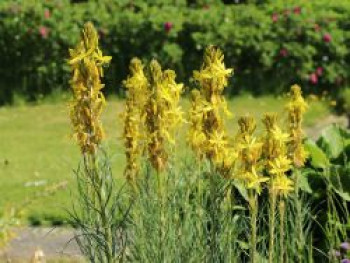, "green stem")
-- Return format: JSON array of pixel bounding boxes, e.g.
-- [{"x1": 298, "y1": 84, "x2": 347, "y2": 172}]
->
[
  {"x1": 157, "y1": 171, "x2": 165, "y2": 261},
  {"x1": 86, "y1": 153, "x2": 114, "y2": 263},
  {"x1": 294, "y1": 169, "x2": 303, "y2": 263},
  {"x1": 249, "y1": 190, "x2": 258, "y2": 263},
  {"x1": 269, "y1": 191, "x2": 276, "y2": 263},
  {"x1": 279, "y1": 198, "x2": 285, "y2": 263}
]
